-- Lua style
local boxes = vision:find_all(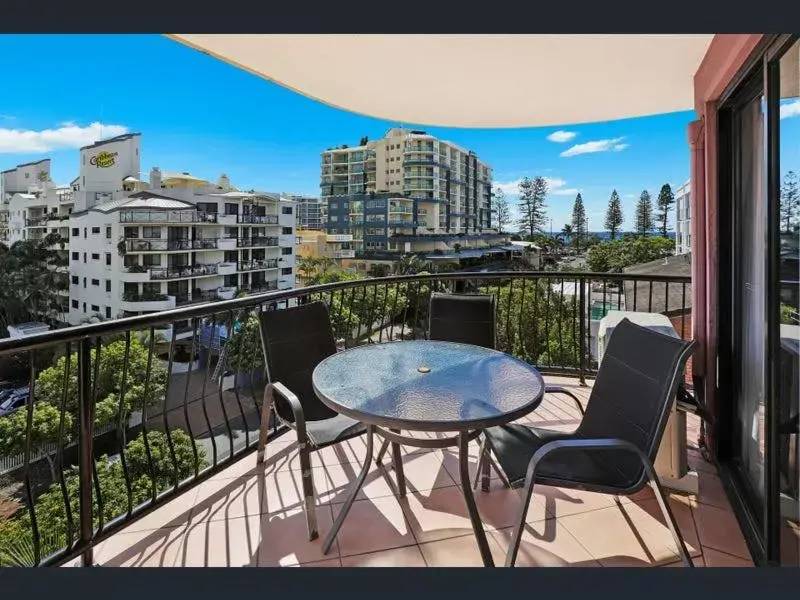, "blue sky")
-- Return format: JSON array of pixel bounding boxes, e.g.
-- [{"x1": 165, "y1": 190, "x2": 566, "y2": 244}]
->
[{"x1": 1, "y1": 34, "x2": 798, "y2": 232}]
